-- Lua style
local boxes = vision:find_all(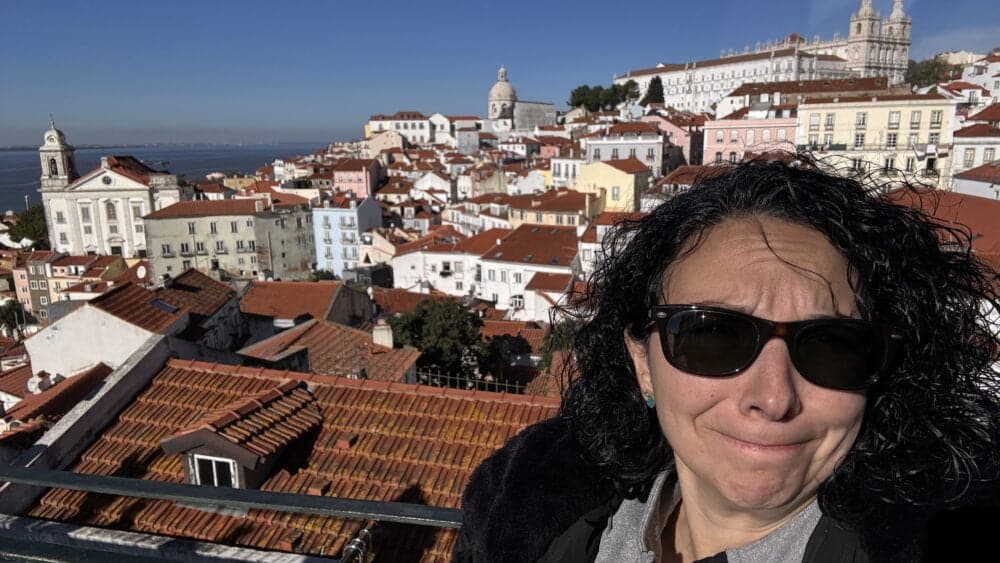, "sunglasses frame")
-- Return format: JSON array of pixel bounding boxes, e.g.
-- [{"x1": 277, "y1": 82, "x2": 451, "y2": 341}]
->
[{"x1": 646, "y1": 304, "x2": 905, "y2": 390}]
